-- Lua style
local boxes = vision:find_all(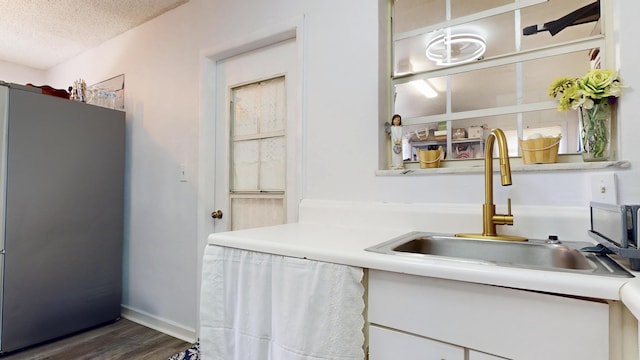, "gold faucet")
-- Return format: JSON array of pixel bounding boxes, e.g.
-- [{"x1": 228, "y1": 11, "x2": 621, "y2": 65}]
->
[{"x1": 456, "y1": 128, "x2": 527, "y2": 241}]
